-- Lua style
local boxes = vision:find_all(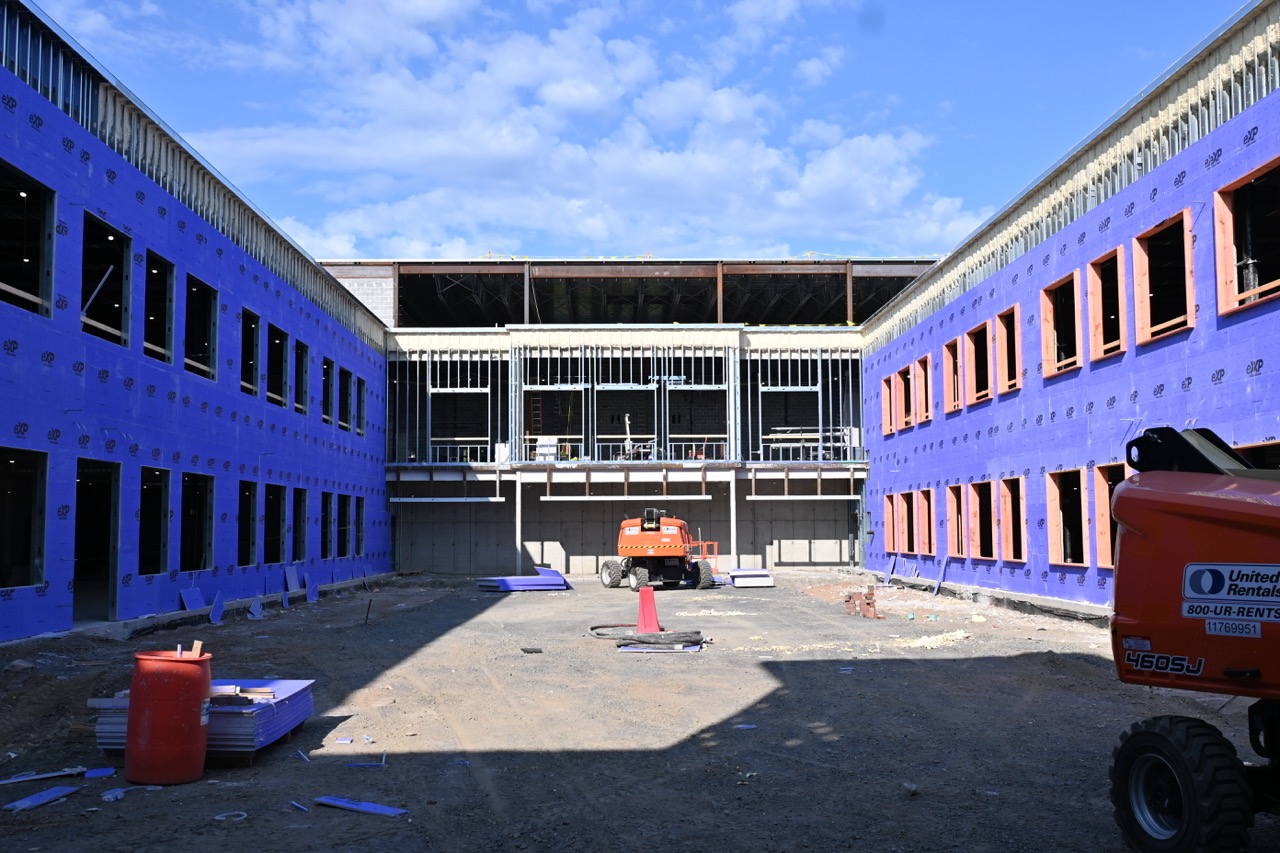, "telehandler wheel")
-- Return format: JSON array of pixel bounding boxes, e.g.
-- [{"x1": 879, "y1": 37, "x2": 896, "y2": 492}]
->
[
  {"x1": 600, "y1": 559, "x2": 623, "y2": 588},
  {"x1": 695, "y1": 560, "x2": 715, "y2": 590},
  {"x1": 627, "y1": 566, "x2": 650, "y2": 592},
  {"x1": 1109, "y1": 715, "x2": 1253, "y2": 852}
]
